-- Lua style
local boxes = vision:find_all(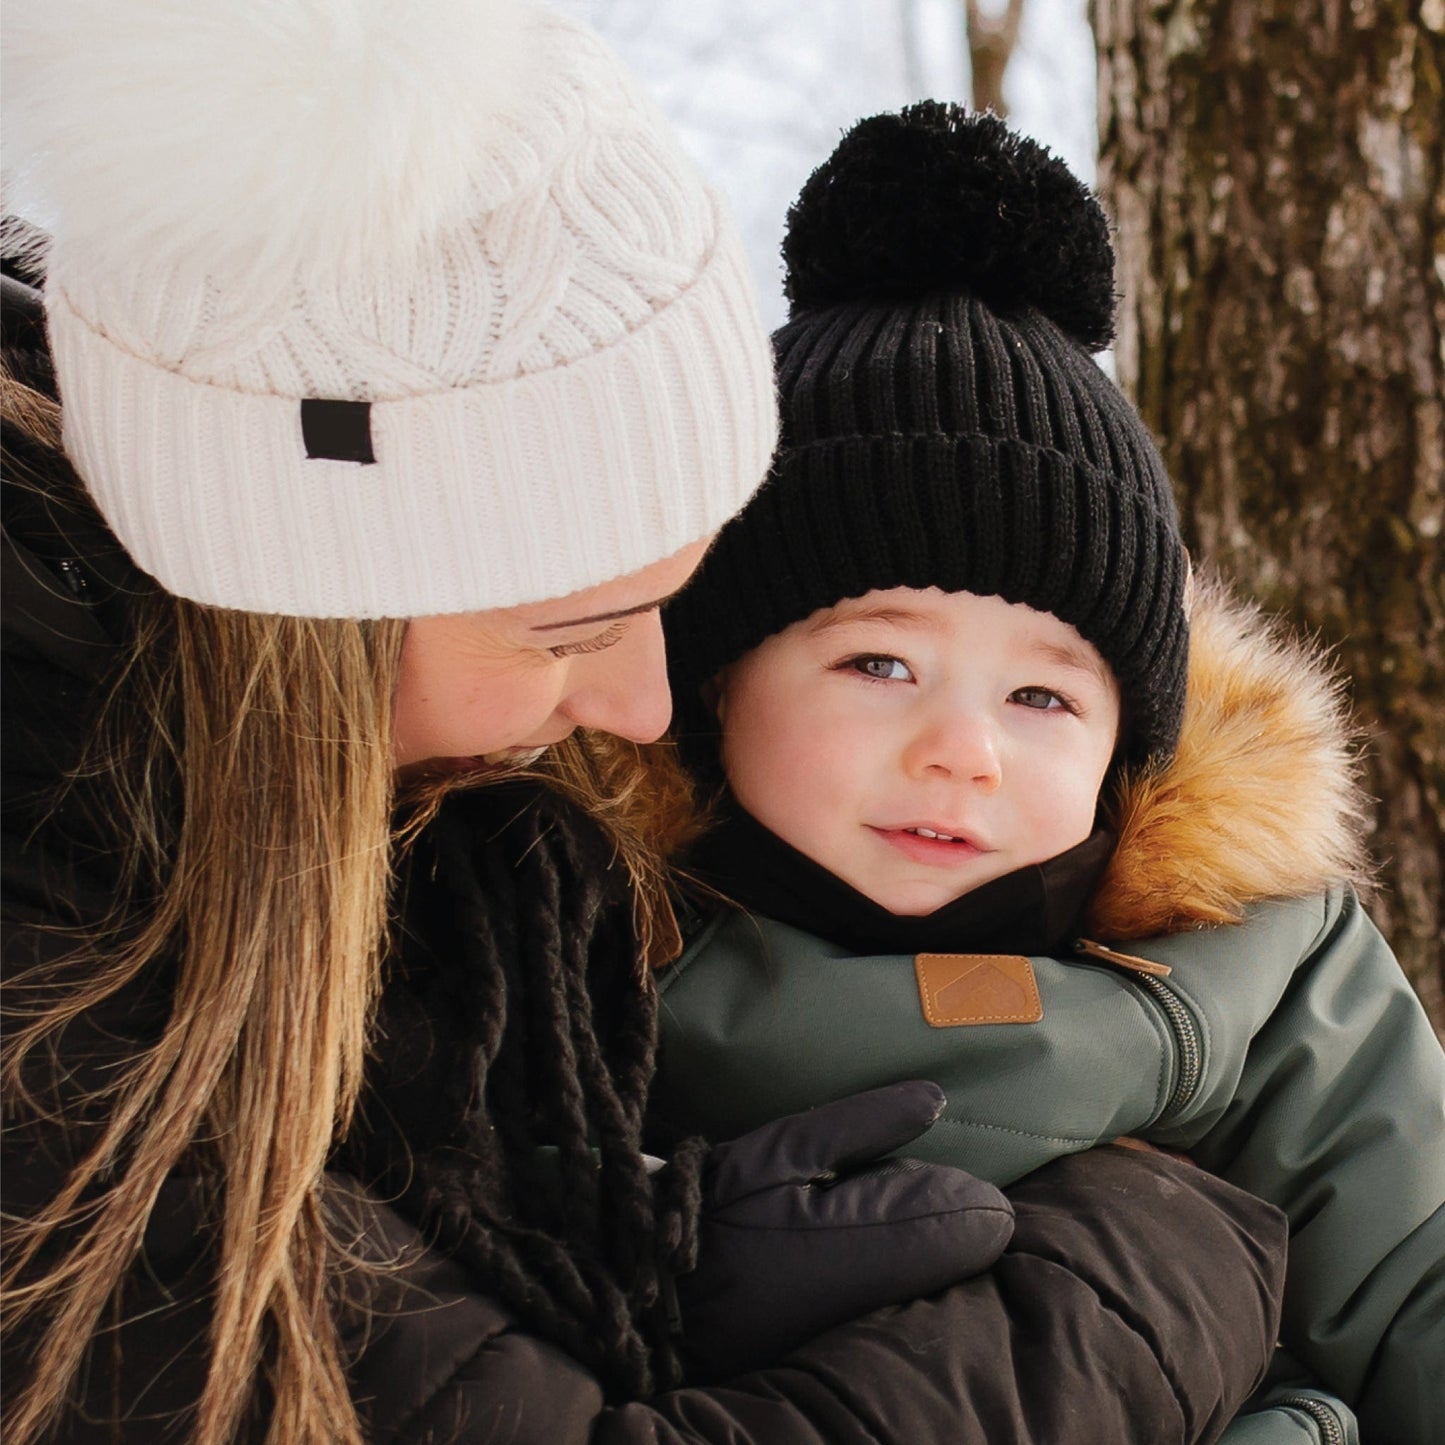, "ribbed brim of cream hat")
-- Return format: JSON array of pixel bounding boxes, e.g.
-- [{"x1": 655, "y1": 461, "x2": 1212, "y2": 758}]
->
[{"x1": 8, "y1": 1, "x2": 777, "y2": 617}]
